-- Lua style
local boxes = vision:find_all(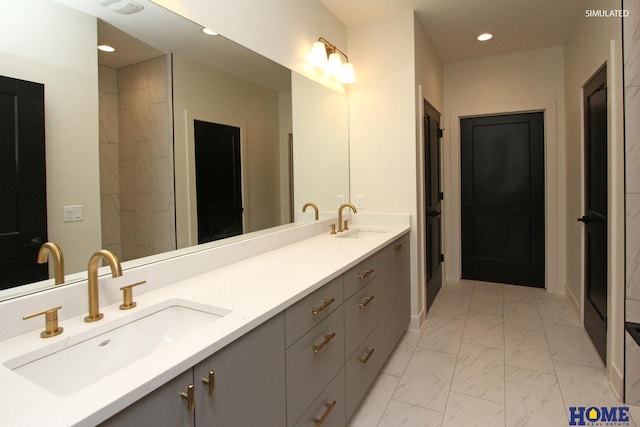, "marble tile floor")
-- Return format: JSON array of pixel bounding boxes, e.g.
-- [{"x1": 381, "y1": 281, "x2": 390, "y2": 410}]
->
[{"x1": 348, "y1": 279, "x2": 640, "y2": 427}]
